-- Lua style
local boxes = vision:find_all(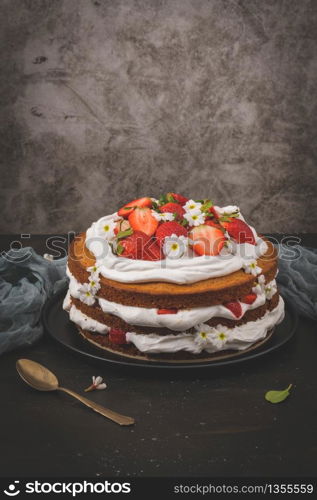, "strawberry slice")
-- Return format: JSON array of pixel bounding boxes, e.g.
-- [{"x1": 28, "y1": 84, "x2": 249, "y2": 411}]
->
[
  {"x1": 167, "y1": 192, "x2": 189, "y2": 205},
  {"x1": 160, "y1": 202, "x2": 185, "y2": 219},
  {"x1": 157, "y1": 308, "x2": 178, "y2": 314},
  {"x1": 189, "y1": 224, "x2": 226, "y2": 256},
  {"x1": 118, "y1": 197, "x2": 152, "y2": 218},
  {"x1": 143, "y1": 240, "x2": 163, "y2": 261},
  {"x1": 128, "y1": 207, "x2": 158, "y2": 237},
  {"x1": 204, "y1": 220, "x2": 223, "y2": 231},
  {"x1": 221, "y1": 218, "x2": 256, "y2": 245},
  {"x1": 118, "y1": 230, "x2": 150, "y2": 259},
  {"x1": 224, "y1": 301, "x2": 243, "y2": 318},
  {"x1": 109, "y1": 328, "x2": 127, "y2": 345},
  {"x1": 155, "y1": 221, "x2": 188, "y2": 248},
  {"x1": 208, "y1": 206, "x2": 220, "y2": 219},
  {"x1": 241, "y1": 293, "x2": 257, "y2": 304}
]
